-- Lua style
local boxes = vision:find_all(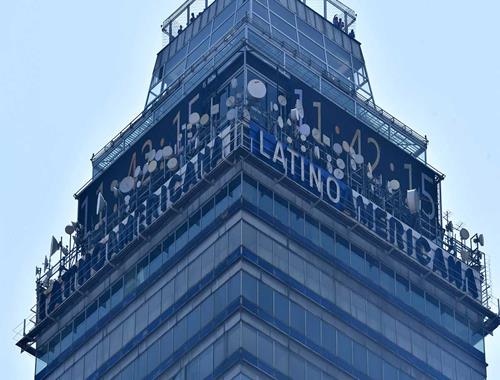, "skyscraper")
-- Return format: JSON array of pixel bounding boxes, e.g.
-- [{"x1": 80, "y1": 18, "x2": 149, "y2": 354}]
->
[{"x1": 16, "y1": 0, "x2": 500, "y2": 379}]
